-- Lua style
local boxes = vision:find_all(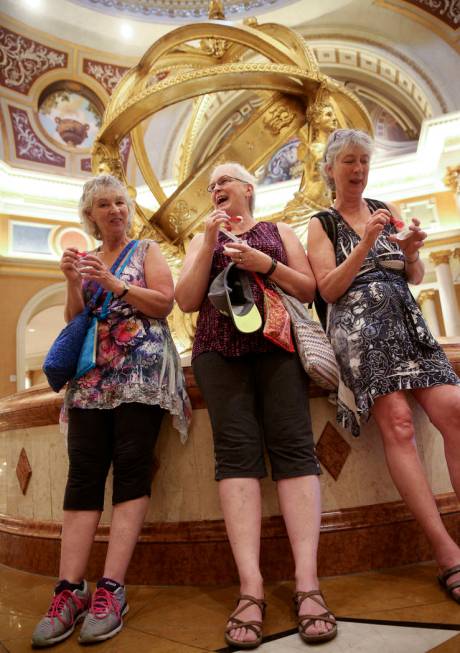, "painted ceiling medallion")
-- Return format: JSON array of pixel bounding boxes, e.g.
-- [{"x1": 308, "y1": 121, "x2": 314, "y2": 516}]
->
[
  {"x1": 68, "y1": 0, "x2": 297, "y2": 22},
  {"x1": 37, "y1": 81, "x2": 103, "y2": 152}
]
